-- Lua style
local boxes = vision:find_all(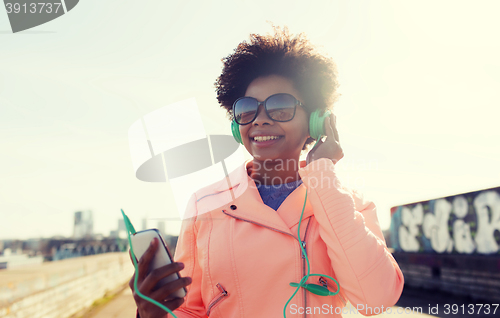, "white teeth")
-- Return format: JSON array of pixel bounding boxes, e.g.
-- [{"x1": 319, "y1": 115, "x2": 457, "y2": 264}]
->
[{"x1": 253, "y1": 136, "x2": 280, "y2": 142}]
